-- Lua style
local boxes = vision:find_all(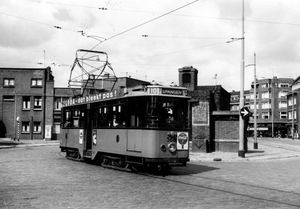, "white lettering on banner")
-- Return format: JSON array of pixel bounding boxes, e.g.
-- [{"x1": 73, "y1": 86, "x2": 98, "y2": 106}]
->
[{"x1": 64, "y1": 90, "x2": 117, "y2": 106}]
